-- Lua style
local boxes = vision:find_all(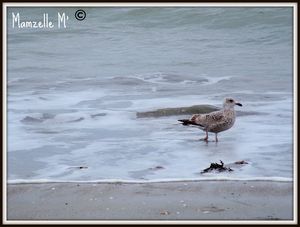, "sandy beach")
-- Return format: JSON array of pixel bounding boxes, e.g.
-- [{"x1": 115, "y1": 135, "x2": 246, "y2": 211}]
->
[{"x1": 6, "y1": 180, "x2": 293, "y2": 221}]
